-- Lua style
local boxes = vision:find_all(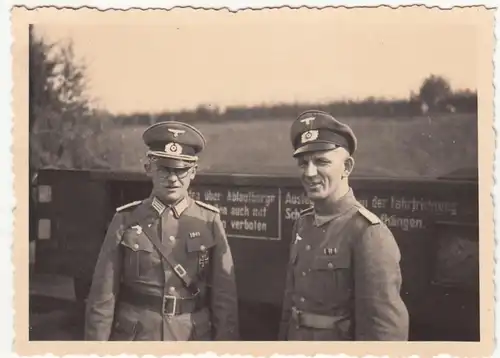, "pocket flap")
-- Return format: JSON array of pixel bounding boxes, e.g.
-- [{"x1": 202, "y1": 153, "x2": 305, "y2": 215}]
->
[
  {"x1": 114, "y1": 315, "x2": 138, "y2": 333},
  {"x1": 111, "y1": 312, "x2": 139, "y2": 341},
  {"x1": 311, "y1": 254, "x2": 350, "y2": 270},
  {"x1": 121, "y1": 231, "x2": 155, "y2": 253},
  {"x1": 191, "y1": 307, "x2": 212, "y2": 339},
  {"x1": 186, "y1": 235, "x2": 216, "y2": 253}
]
